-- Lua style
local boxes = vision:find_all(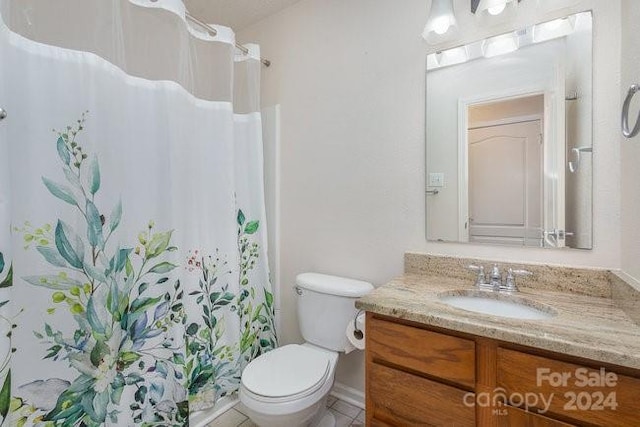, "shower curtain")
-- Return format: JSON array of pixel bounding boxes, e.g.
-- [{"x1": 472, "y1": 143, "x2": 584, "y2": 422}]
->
[{"x1": 0, "y1": 0, "x2": 276, "y2": 425}]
